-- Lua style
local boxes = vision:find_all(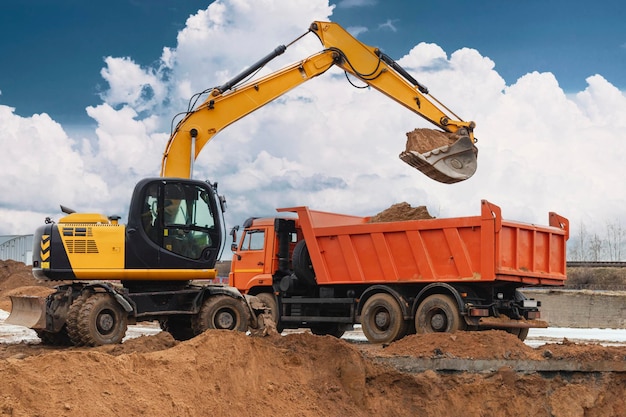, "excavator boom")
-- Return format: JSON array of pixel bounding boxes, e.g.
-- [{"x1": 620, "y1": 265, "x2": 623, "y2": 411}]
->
[{"x1": 161, "y1": 21, "x2": 477, "y2": 183}]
